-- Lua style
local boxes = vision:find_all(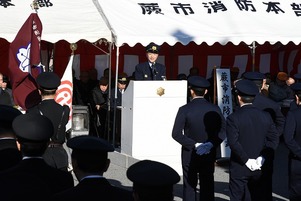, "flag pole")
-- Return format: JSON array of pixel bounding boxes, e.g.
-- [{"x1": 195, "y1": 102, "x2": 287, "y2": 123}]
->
[
  {"x1": 69, "y1": 43, "x2": 77, "y2": 131},
  {"x1": 248, "y1": 41, "x2": 257, "y2": 72},
  {"x1": 9, "y1": 3, "x2": 43, "y2": 110},
  {"x1": 70, "y1": 43, "x2": 77, "y2": 56}
]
